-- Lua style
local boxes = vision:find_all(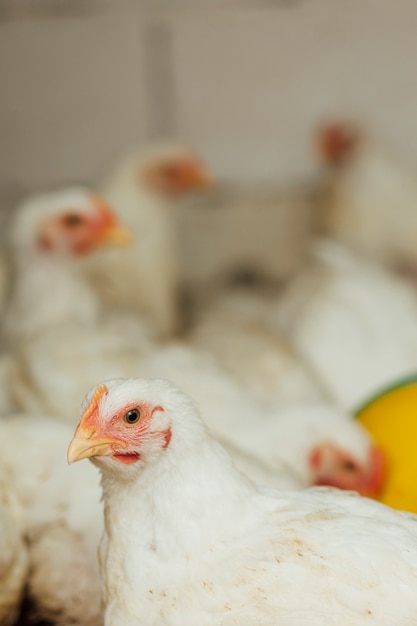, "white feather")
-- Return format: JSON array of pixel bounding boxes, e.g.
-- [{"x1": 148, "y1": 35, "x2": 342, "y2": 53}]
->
[
  {"x1": 274, "y1": 240, "x2": 417, "y2": 409},
  {"x1": 0, "y1": 415, "x2": 102, "y2": 626}
]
